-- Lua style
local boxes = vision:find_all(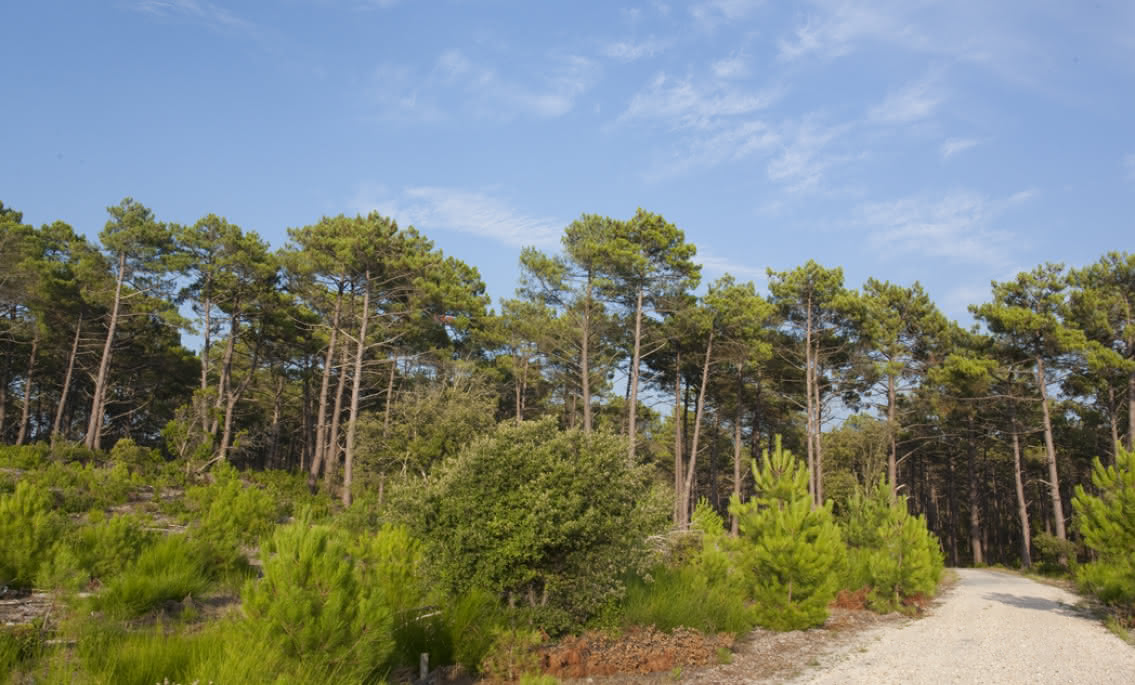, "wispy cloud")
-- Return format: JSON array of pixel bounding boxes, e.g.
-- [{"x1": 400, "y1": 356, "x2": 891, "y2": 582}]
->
[
  {"x1": 619, "y1": 72, "x2": 779, "y2": 129},
  {"x1": 766, "y1": 118, "x2": 853, "y2": 191},
  {"x1": 372, "y1": 49, "x2": 599, "y2": 121},
  {"x1": 857, "y1": 189, "x2": 1037, "y2": 265},
  {"x1": 602, "y1": 37, "x2": 670, "y2": 62},
  {"x1": 1125, "y1": 153, "x2": 1135, "y2": 182},
  {"x1": 941, "y1": 137, "x2": 980, "y2": 159},
  {"x1": 699, "y1": 251, "x2": 767, "y2": 282},
  {"x1": 352, "y1": 185, "x2": 561, "y2": 248},
  {"x1": 131, "y1": 0, "x2": 261, "y2": 37},
  {"x1": 691, "y1": 0, "x2": 766, "y2": 27},
  {"x1": 867, "y1": 72, "x2": 945, "y2": 125},
  {"x1": 777, "y1": 1, "x2": 920, "y2": 61},
  {"x1": 711, "y1": 54, "x2": 751, "y2": 80}
]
